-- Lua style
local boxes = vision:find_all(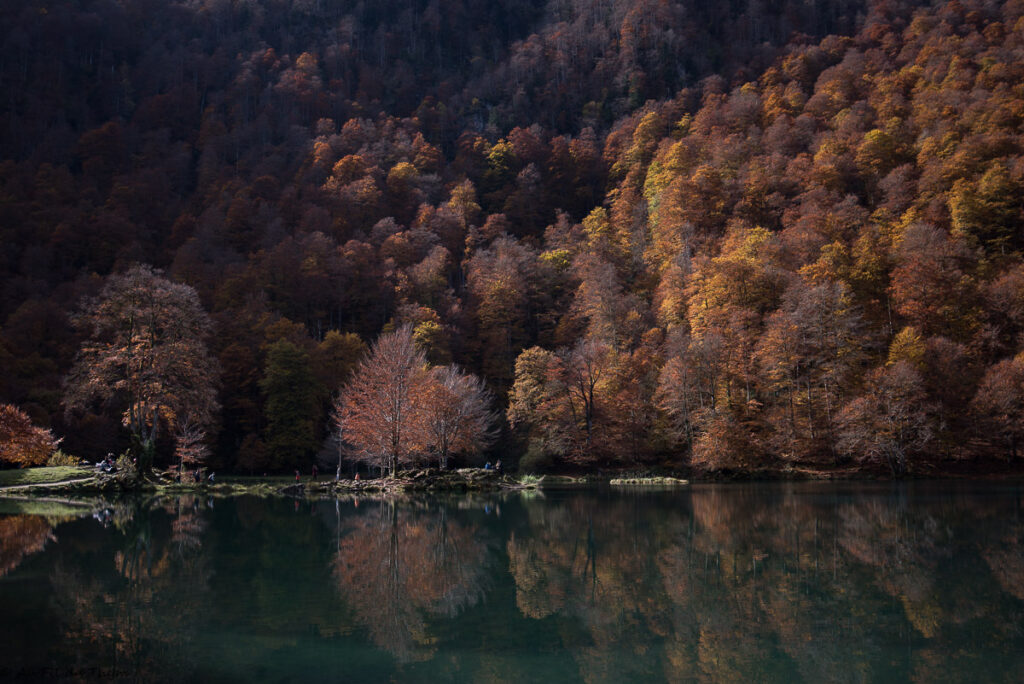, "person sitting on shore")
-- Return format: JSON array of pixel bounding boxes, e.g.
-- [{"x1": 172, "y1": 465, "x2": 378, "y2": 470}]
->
[{"x1": 207, "y1": 471, "x2": 215, "y2": 484}]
